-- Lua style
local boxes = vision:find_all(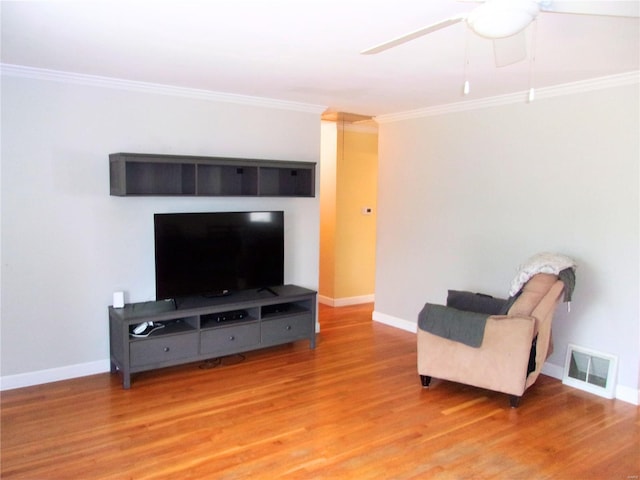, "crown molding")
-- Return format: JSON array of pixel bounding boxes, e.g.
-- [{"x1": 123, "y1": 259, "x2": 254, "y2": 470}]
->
[
  {"x1": 3, "y1": 64, "x2": 637, "y2": 121},
  {"x1": 0, "y1": 63, "x2": 327, "y2": 114},
  {"x1": 375, "y1": 71, "x2": 640, "y2": 124}
]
